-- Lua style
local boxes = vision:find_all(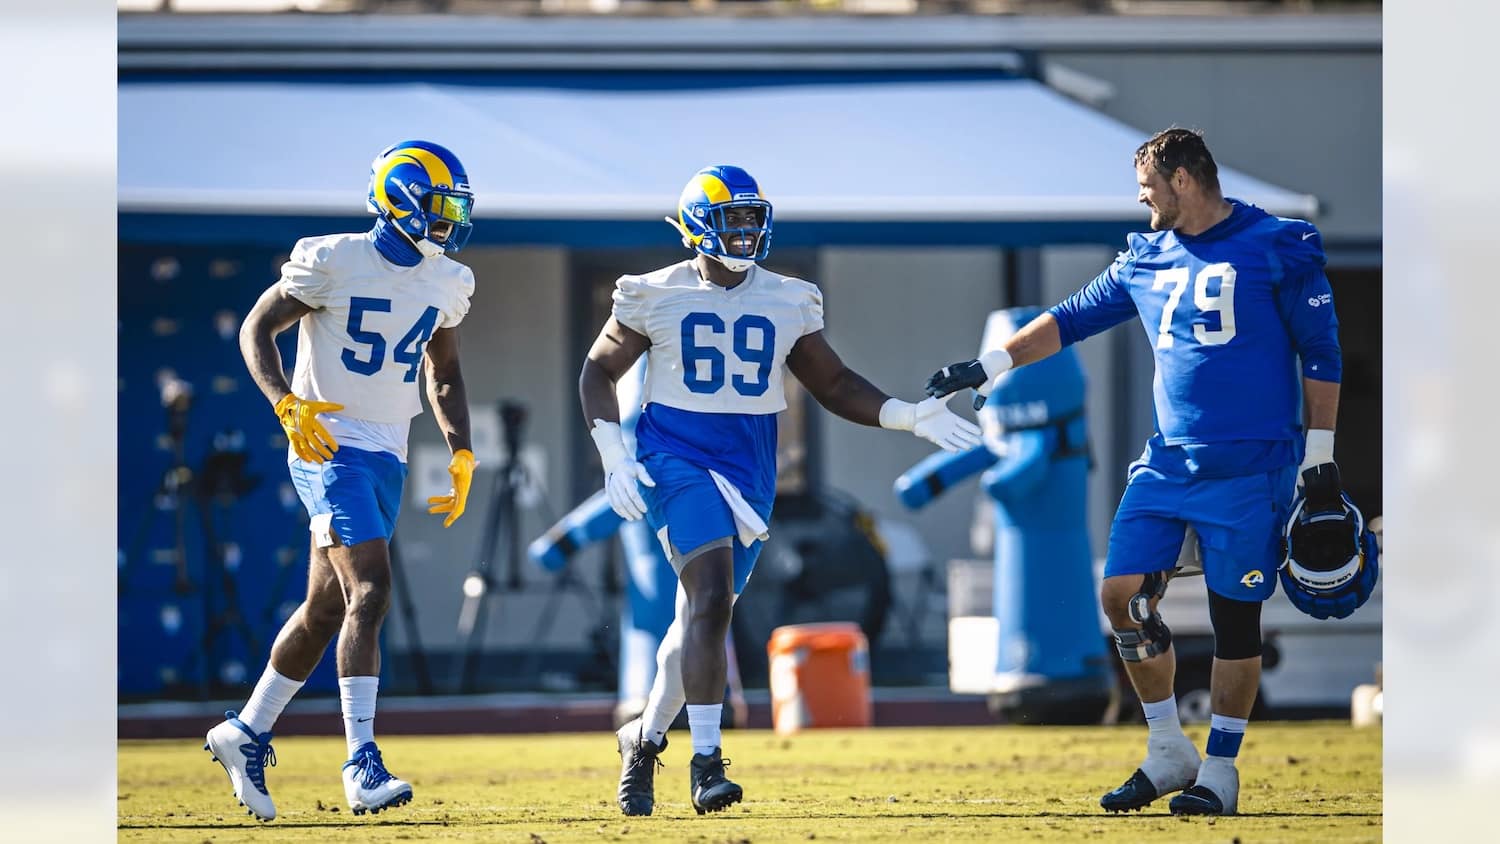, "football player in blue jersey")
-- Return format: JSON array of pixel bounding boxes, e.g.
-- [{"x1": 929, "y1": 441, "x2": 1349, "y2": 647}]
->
[
  {"x1": 926, "y1": 128, "x2": 1345, "y2": 817},
  {"x1": 204, "y1": 141, "x2": 479, "y2": 821},
  {"x1": 582, "y1": 165, "x2": 982, "y2": 816}
]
